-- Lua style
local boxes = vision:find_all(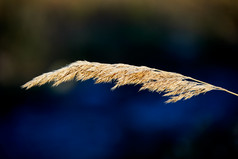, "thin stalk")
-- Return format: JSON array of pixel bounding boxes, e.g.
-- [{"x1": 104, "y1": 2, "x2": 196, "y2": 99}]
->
[{"x1": 187, "y1": 77, "x2": 238, "y2": 97}]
